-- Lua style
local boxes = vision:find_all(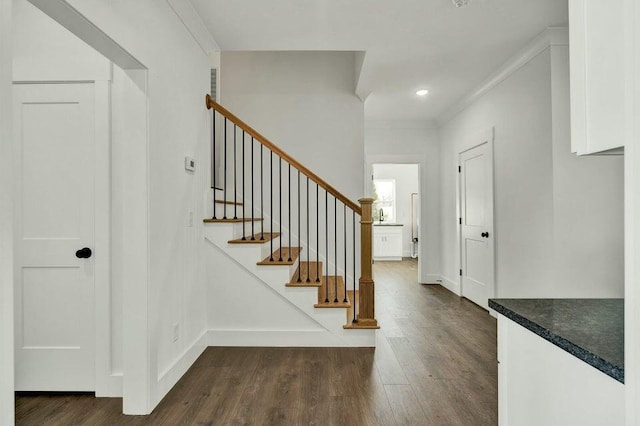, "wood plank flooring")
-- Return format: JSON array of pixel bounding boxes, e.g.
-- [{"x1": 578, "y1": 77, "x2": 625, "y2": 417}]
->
[{"x1": 15, "y1": 259, "x2": 497, "y2": 425}]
